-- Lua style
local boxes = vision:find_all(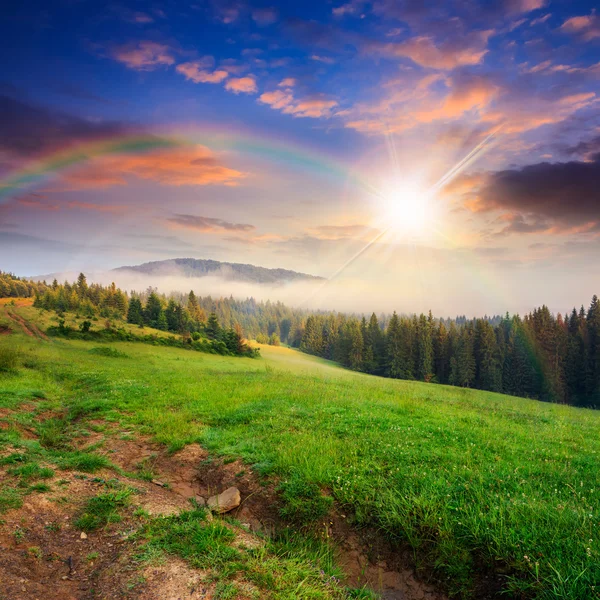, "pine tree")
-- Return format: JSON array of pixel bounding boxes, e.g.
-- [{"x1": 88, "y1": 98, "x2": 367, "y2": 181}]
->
[
  {"x1": 76, "y1": 273, "x2": 88, "y2": 298},
  {"x1": 586, "y1": 295, "x2": 600, "y2": 406},
  {"x1": 385, "y1": 312, "x2": 403, "y2": 378},
  {"x1": 417, "y1": 312, "x2": 434, "y2": 381},
  {"x1": 127, "y1": 298, "x2": 144, "y2": 325},
  {"x1": 144, "y1": 292, "x2": 163, "y2": 328},
  {"x1": 434, "y1": 321, "x2": 449, "y2": 383},
  {"x1": 206, "y1": 312, "x2": 221, "y2": 340},
  {"x1": 475, "y1": 320, "x2": 501, "y2": 391}
]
